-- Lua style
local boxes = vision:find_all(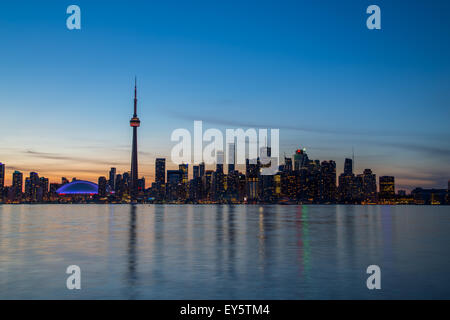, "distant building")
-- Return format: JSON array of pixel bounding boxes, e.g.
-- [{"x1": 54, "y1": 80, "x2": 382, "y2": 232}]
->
[
  {"x1": 411, "y1": 188, "x2": 446, "y2": 205},
  {"x1": 338, "y1": 159, "x2": 355, "y2": 203},
  {"x1": 193, "y1": 165, "x2": 200, "y2": 180},
  {"x1": 155, "y1": 158, "x2": 166, "y2": 185},
  {"x1": 0, "y1": 162, "x2": 4, "y2": 191},
  {"x1": 227, "y1": 142, "x2": 236, "y2": 174},
  {"x1": 98, "y1": 176, "x2": 107, "y2": 197},
  {"x1": 109, "y1": 167, "x2": 116, "y2": 191},
  {"x1": 343, "y1": 158, "x2": 353, "y2": 175},
  {"x1": 12, "y1": 171, "x2": 23, "y2": 200},
  {"x1": 361, "y1": 169, "x2": 377, "y2": 203},
  {"x1": 199, "y1": 162, "x2": 205, "y2": 178},
  {"x1": 379, "y1": 176, "x2": 395, "y2": 200},
  {"x1": 321, "y1": 160, "x2": 336, "y2": 203},
  {"x1": 294, "y1": 149, "x2": 308, "y2": 171},
  {"x1": 179, "y1": 163, "x2": 189, "y2": 184}
]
